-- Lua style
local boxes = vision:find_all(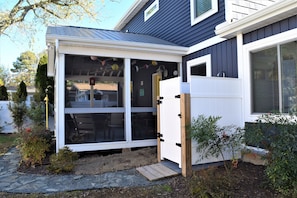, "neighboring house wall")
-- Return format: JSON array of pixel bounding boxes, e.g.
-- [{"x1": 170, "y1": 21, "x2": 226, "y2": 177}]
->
[
  {"x1": 244, "y1": 15, "x2": 297, "y2": 44},
  {"x1": 122, "y1": 0, "x2": 225, "y2": 47}
]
